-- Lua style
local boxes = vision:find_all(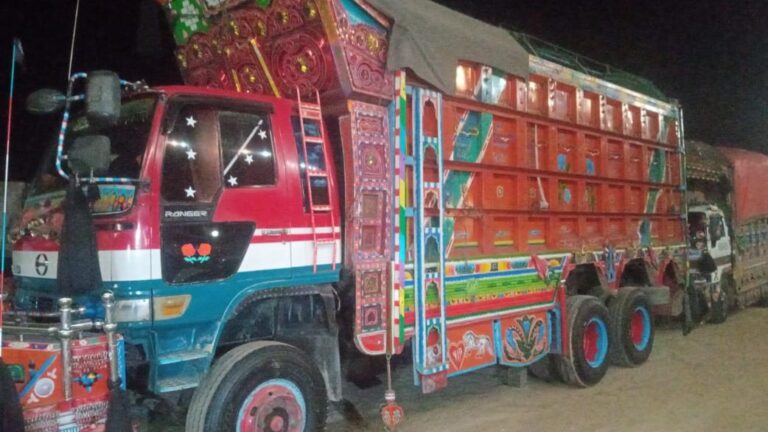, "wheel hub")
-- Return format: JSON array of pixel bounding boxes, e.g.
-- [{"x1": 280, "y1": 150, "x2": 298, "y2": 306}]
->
[{"x1": 237, "y1": 380, "x2": 306, "y2": 432}]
